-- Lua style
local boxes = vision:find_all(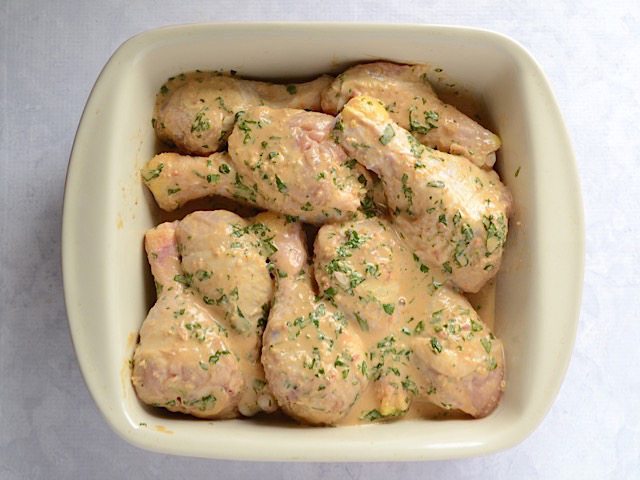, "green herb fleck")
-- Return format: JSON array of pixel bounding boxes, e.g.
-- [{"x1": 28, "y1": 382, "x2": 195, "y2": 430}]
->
[
  {"x1": 275, "y1": 175, "x2": 288, "y2": 193},
  {"x1": 409, "y1": 108, "x2": 439, "y2": 134},
  {"x1": 361, "y1": 409, "x2": 384, "y2": 421},
  {"x1": 355, "y1": 312, "x2": 369, "y2": 332},
  {"x1": 401, "y1": 173, "x2": 414, "y2": 214},
  {"x1": 407, "y1": 132, "x2": 425, "y2": 158},
  {"x1": 173, "y1": 273, "x2": 192, "y2": 287},
  {"x1": 191, "y1": 109, "x2": 211, "y2": 133},
  {"x1": 402, "y1": 377, "x2": 418, "y2": 395},
  {"x1": 343, "y1": 158, "x2": 357, "y2": 169},
  {"x1": 379, "y1": 124, "x2": 395, "y2": 145},
  {"x1": 382, "y1": 303, "x2": 395, "y2": 315},
  {"x1": 323, "y1": 286, "x2": 337, "y2": 302},
  {"x1": 488, "y1": 357, "x2": 498, "y2": 370},
  {"x1": 214, "y1": 96, "x2": 232, "y2": 113},
  {"x1": 143, "y1": 163, "x2": 164, "y2": 182},
  {"x1": 209, "y1": 350, "x2": 230, "y2": 364},
  {"x1": 202, "y1": 296, "x2": 215, "y2": 305}
]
